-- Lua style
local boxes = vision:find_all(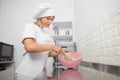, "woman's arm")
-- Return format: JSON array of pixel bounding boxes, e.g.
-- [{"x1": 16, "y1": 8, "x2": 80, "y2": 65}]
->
[{"x1": 23, "y1": 38, "x2": 63, "y2": 53}]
